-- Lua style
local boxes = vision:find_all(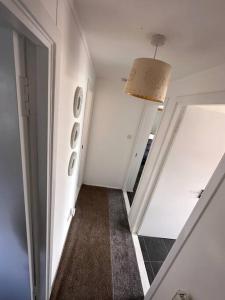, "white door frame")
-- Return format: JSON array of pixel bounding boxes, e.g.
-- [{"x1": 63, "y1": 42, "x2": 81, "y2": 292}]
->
[
  {"x1": 13, "y1": 30, "x2": 38, "y2": 300},
  {"x1": 1, "y1": 1, "x2": 60, "y2": 299},
  {"x1": 123, "y1": 102, "x2": 158, "y2": 192},
  {"x1": 126, "y1": 90, "x2": 225, "y2": 299}
]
